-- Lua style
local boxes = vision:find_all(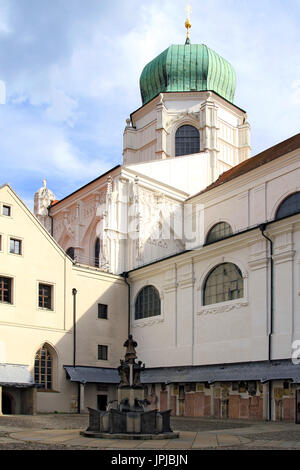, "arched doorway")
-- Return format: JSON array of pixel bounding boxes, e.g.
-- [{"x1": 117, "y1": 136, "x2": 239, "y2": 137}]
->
[{"x1": 2, "y1": 391, "x2": 13, "y2": 414}]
